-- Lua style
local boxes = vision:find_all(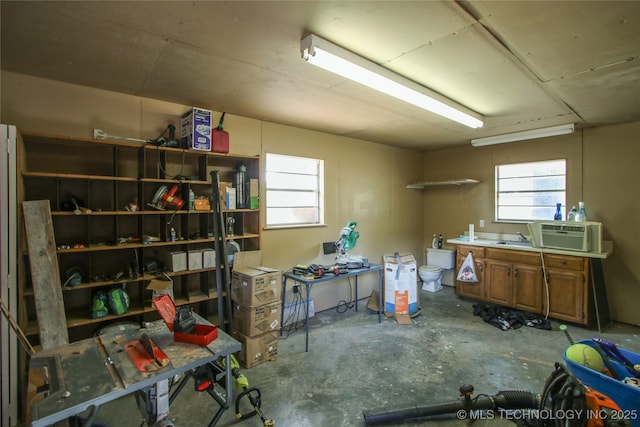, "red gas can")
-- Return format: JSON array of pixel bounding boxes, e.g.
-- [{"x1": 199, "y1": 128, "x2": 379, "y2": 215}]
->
[{"x1": 212, "y1": 112, "x2": 230, "y2": 153}]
